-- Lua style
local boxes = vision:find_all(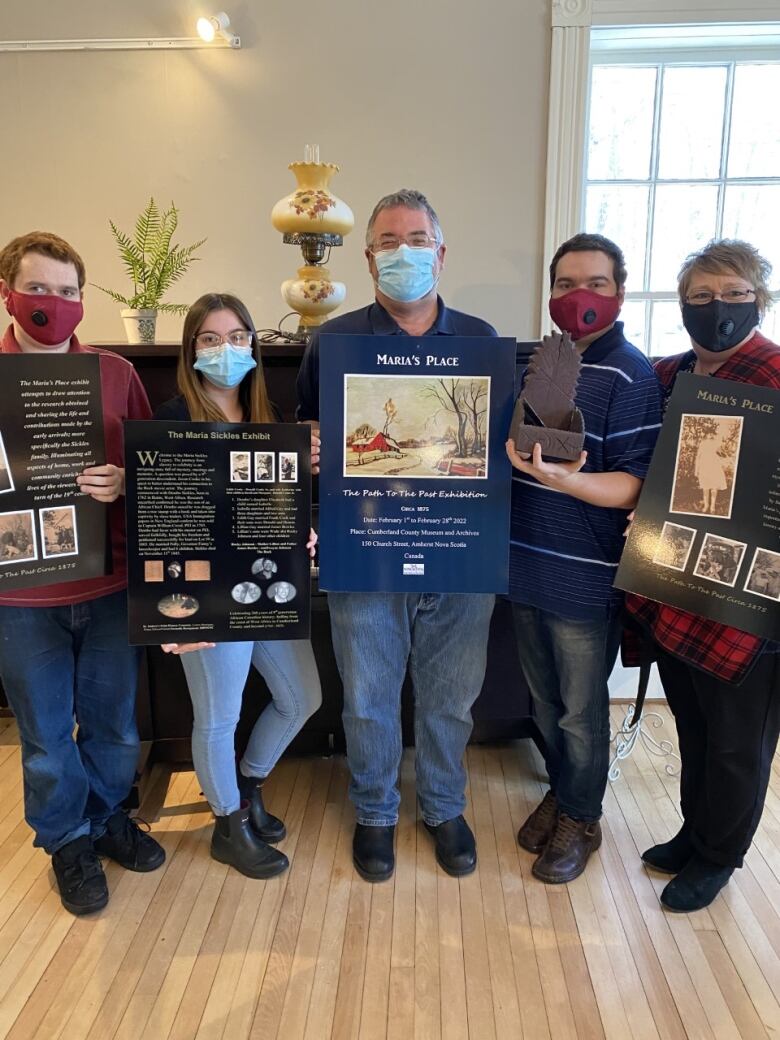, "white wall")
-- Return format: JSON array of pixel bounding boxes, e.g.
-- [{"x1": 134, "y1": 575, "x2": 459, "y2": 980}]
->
[{"x1": 0, "y1": 0, "x2": 550, "y2": 344}]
